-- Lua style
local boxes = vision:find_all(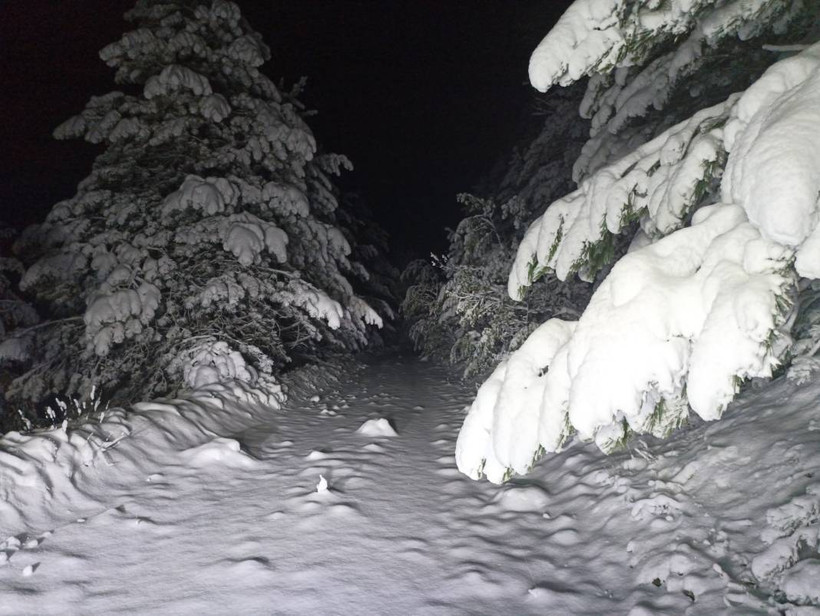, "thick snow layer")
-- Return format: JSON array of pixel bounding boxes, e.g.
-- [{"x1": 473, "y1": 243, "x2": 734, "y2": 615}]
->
[
  {"x1": 527, "y1": 0, "x2": 804, "y2": 183},
  {"x1": 723, "y1": 41, "x2": 820, "y2": 278},
  {"x1": 84, "y1": 282, "x2": 161, "y2": 356},
  {"x1": 285, "y1": 282, "x2": 344, "y2": 330},
  {"x1": 499, "y1": 46, "x2": 820, "y2": 473},
  {"x1": 456, "y1": 319, "x2": 577, "y2": 482},
  {"x1": 144, "y1": 65, "x2": 213, "y2": 99},
  {"x1": 781, "y1": 559, "x2": 820, "y2": 604},
  {"x1": 528, "y1": 0, "x2": 625, "y2": 91},
  {"x1": 349, "y1": 296, "x2": 383, "y2": 329},
  {"x1": 465, "y1": 204, "x2": 793, "y2": 480},
  {"x1": 222, "y1": 213, "x2": 288, "y2": 266},
  {"x1": 179, "y1": 438, "x2": 256, "y2": 469},
  {"x1": 1, "y1": 357, "x2": 819, "y2": 614},
  {"x1": 583, "y1": 1, "x2": 793, "y2": 140},
  {"x1": 528, "y1": 0, "x2": 793, "y2": 95},
  {"x1": 162, "y1": 175, "x2": 237, "y2": 217}
]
